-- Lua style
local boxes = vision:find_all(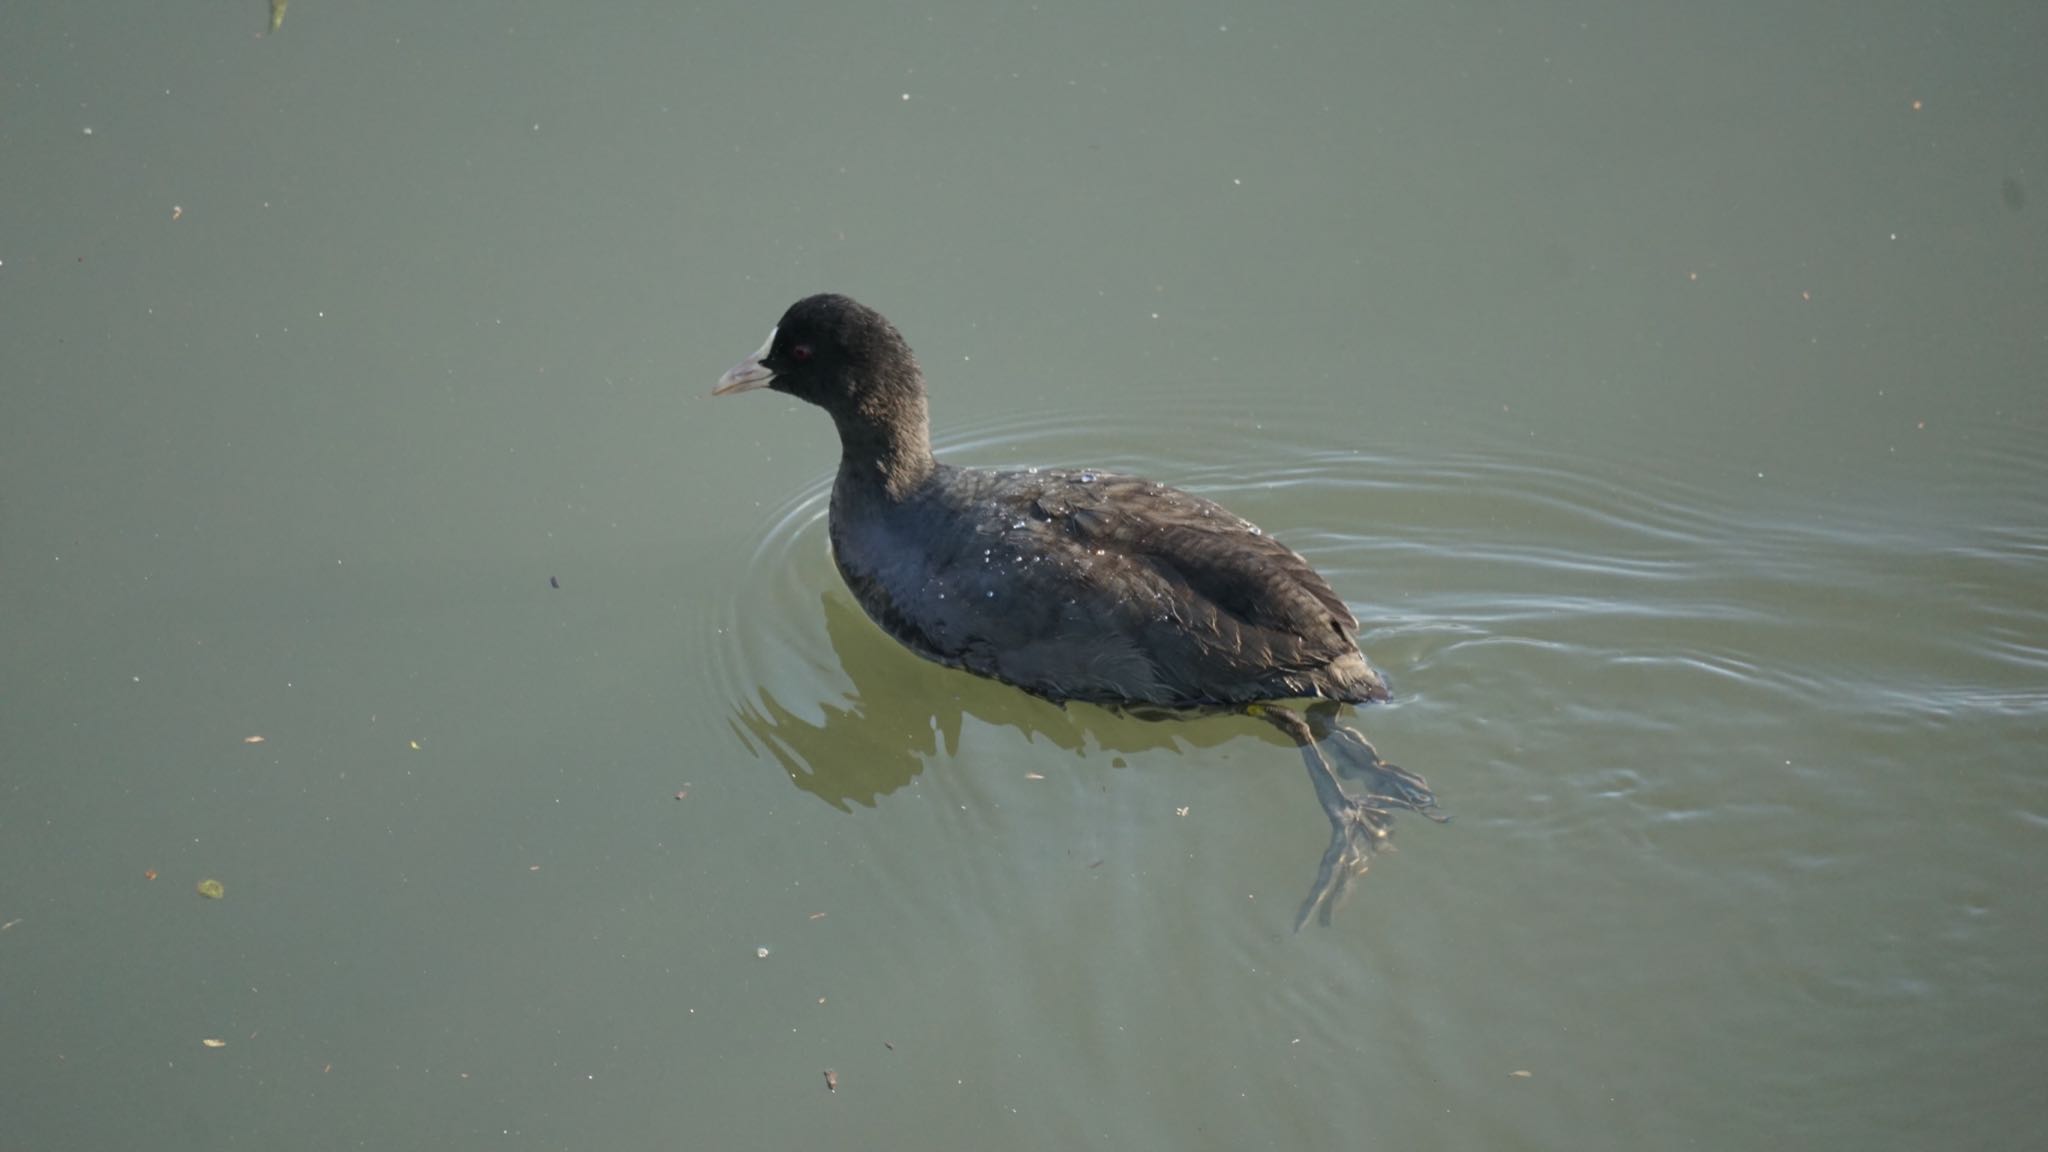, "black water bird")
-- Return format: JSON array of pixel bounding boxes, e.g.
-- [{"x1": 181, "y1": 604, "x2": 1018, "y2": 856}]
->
[{"x1": 714, "y1": 294, "x2": 1443, "y2": 926}]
